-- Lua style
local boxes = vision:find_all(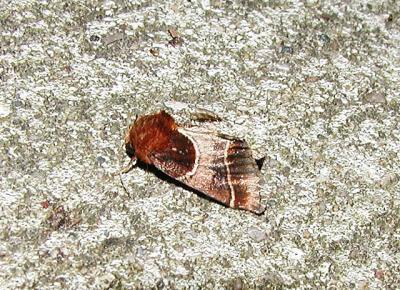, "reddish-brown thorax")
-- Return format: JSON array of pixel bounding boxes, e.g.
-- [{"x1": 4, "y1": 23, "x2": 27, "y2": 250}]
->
[{"x1": 125, "y1": 111, "x2": 178, "y2": 164}]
